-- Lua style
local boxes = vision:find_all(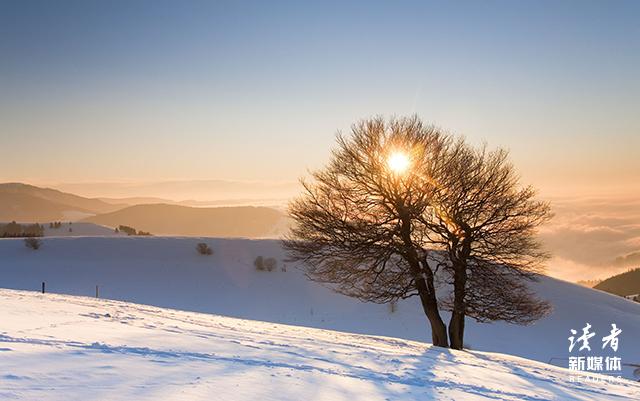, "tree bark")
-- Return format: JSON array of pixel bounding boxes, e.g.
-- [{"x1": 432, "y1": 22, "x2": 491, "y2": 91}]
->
[
  {"x1": 449, "y1": 259, "x2": 467, "y2": 350},
  {"x1": 399, "y1": 209, "x2": 449, "y2": 348},
  {"x1": 417, "y1": 268, "x2": 449, "y2": 347}
]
